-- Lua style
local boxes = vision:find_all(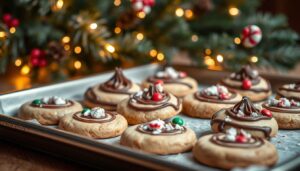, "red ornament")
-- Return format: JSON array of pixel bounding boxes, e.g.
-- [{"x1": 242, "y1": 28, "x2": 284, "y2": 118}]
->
[
  {"x1": 30, "y1": 48, "x2": 47, "y2": 68},
  {"x1": 261, "y1": 109, "x2": 272, "y2": 117},
  {"x1": 241, "y1": 25, "x2": 262, "y2": 48},
  {"x1": 38, "y1": 58, "x2": 47, "y2": 67},
  {"x1": 219, "y1": 93, "x2": 229, "y2": 100},
  {"x1": 31, "y1": 48, "x2": 42, "y2": 58},
  {"x1": 242, "y1": 79, "x2": 252, "y2": 90},
  {"x1": 154, "y1": 79, "x2": 164, "y2": 85},
  {"x1": 9, "y1": 18, "x2": 19, "y2": 28},
  {"x1": 235, "y1": 135, "x2": 247, "y2": 143},
  {"x1": 143, "y1": 0, "x2": 155, "y2": 6},
  {"x1": 2, "y1": 13, "x2": 12, "y2": 24},
  {"x1": 152, "y1": 92, "x2": 163, "y2": 101},
  {"x1": 179, "y1": 71, "x2": 187, "y2": 78}
]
